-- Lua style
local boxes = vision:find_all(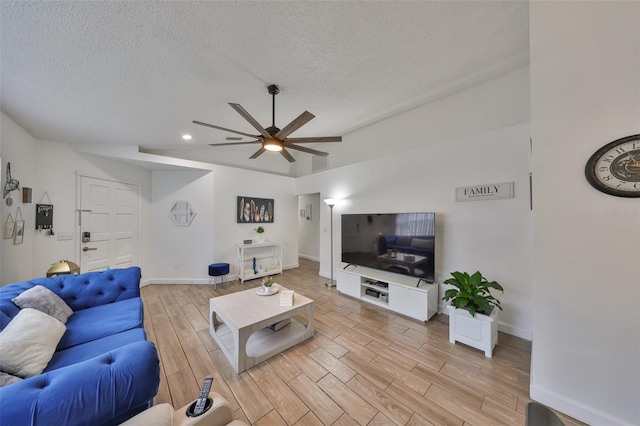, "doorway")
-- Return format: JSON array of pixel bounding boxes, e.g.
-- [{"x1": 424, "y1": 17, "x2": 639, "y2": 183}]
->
[
  {"x1": 78, "y1": 175, "x2": 140, "y2": 272},
  {"x1": 297, "y1": 193, "x2": 320, "y2": 262}
]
